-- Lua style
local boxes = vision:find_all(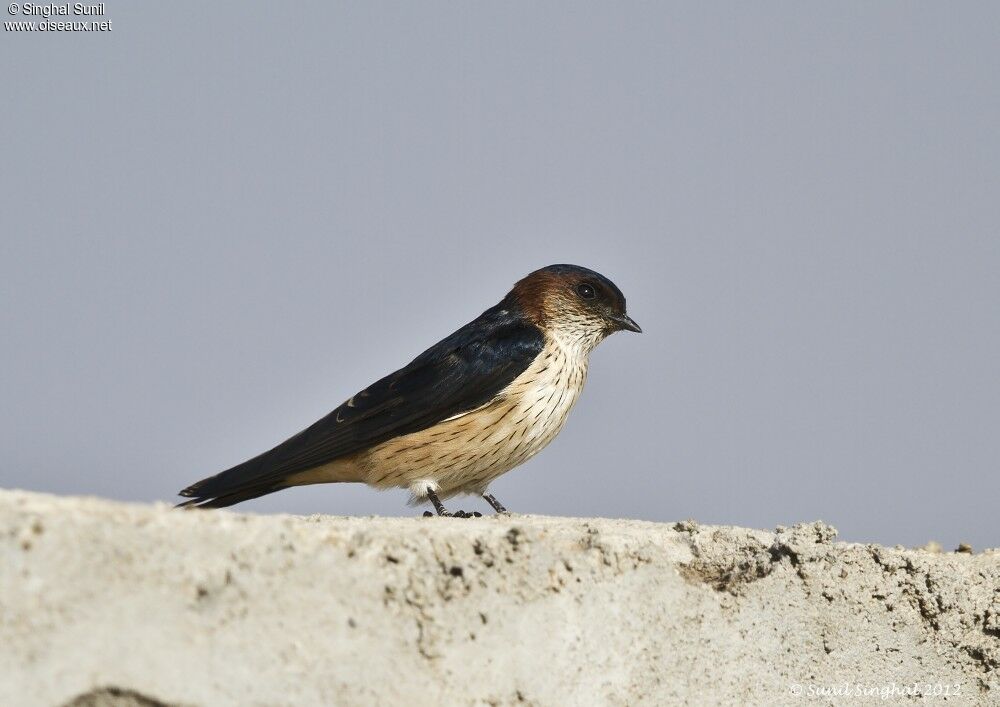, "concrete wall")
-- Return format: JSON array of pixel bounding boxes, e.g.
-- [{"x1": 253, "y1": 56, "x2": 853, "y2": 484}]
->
[{"x1": 2, "y1": 490, "x2": 997, "y2": 706}]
